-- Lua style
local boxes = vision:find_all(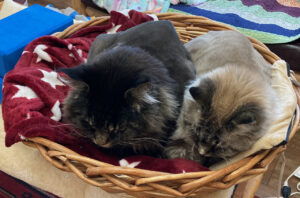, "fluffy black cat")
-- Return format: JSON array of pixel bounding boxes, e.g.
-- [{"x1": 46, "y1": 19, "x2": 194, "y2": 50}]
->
[{"x1": 60, "y1": 21, "x2": 195, "y2": 157}]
